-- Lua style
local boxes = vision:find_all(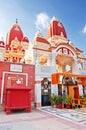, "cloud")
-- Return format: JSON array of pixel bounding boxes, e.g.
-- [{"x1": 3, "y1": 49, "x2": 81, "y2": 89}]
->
[
  {"x1": 35, "y1": 12, "x2": 50, "y2": 30},
  {"x1": 82, "y1": 24, "x2": 86, "y2": 34}
]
